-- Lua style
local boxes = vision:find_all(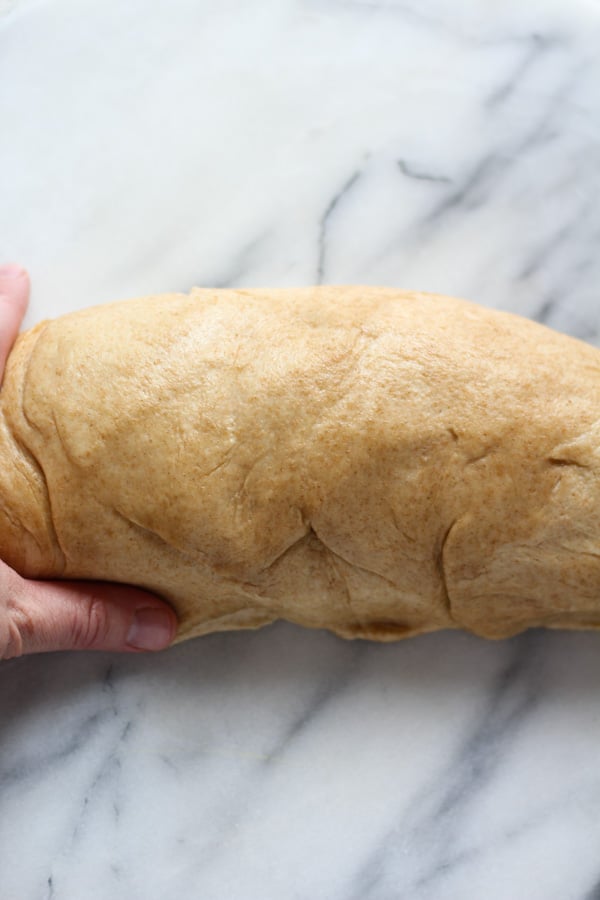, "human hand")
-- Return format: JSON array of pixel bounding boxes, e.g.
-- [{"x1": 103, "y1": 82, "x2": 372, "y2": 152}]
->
[{"x1": 0, "y1": 264, "x2": 178, "y2": 659}]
